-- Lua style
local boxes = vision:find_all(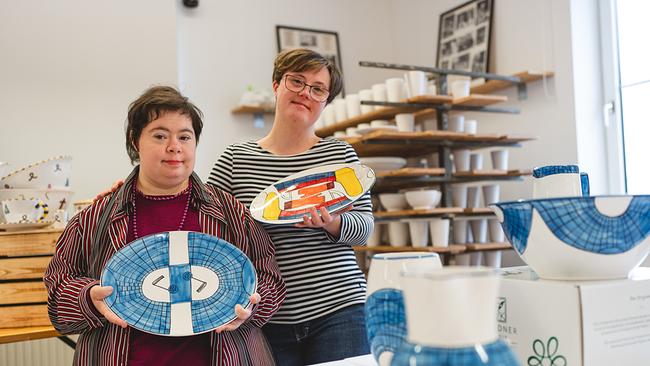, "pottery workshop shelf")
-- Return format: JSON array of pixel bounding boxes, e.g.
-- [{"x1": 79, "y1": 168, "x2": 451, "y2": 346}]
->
[
  {"x1": 343, "y1": 130, "x2": 535, "y2": 158},
  {"x1": 470, "y1": 71, "x2": 555, "y2": 96},
  {"x1": 231, "y1": 105, "x2": 275, "y2": 114},
  {"x1": 0, "y1": 228, "x2": 62, "y2": 329},
  {"x1": 373, "y1": 169, "x2": 532, "y2": 192},
  {"x1": 373, "y1": 207, "x2": 494, "y2": 222}
]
